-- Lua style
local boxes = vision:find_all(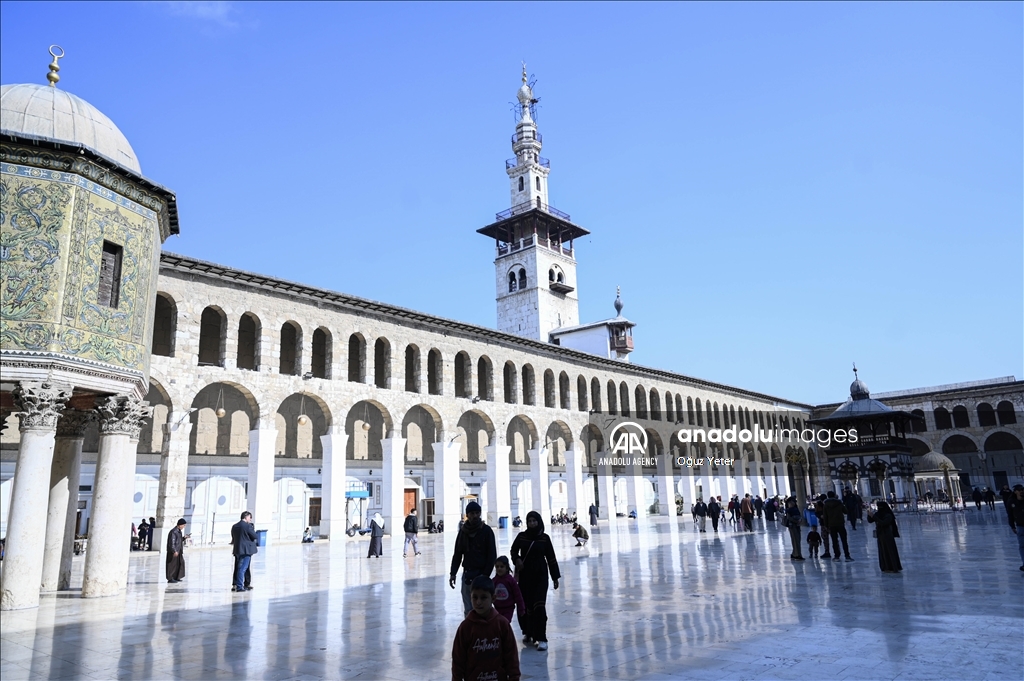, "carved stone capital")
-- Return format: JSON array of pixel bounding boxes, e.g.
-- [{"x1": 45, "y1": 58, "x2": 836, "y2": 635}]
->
[
  {"x1": 96, "y1": 395, "x2": 153, "y2": 440},
  {"x1": 57, "y1": 409, "x2": 96, "y2": 438},
  {"x1": 13, "y1": 382, "x2": 71, "y2": 432}
]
